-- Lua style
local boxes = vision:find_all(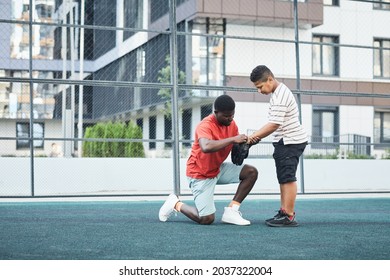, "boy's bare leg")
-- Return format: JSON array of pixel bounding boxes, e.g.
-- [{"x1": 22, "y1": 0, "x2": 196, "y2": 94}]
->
[{"x1": 280, "y1": 181, "x2": 297, "y2": 216}]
